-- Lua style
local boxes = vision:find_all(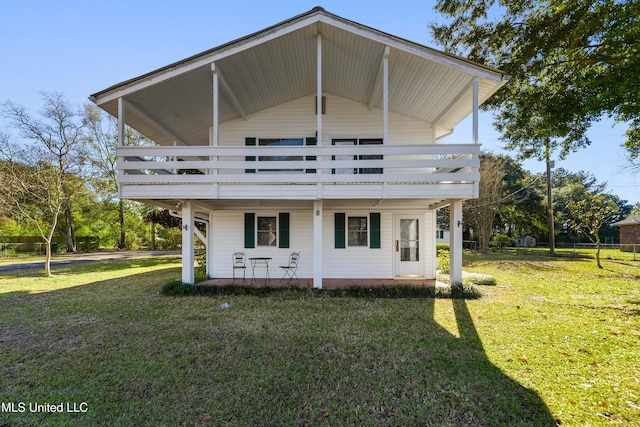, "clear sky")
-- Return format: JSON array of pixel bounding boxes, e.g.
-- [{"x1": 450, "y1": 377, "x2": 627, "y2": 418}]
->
[{"x1": 1, "y1": 0, "x2": 638, "y2": 205}]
